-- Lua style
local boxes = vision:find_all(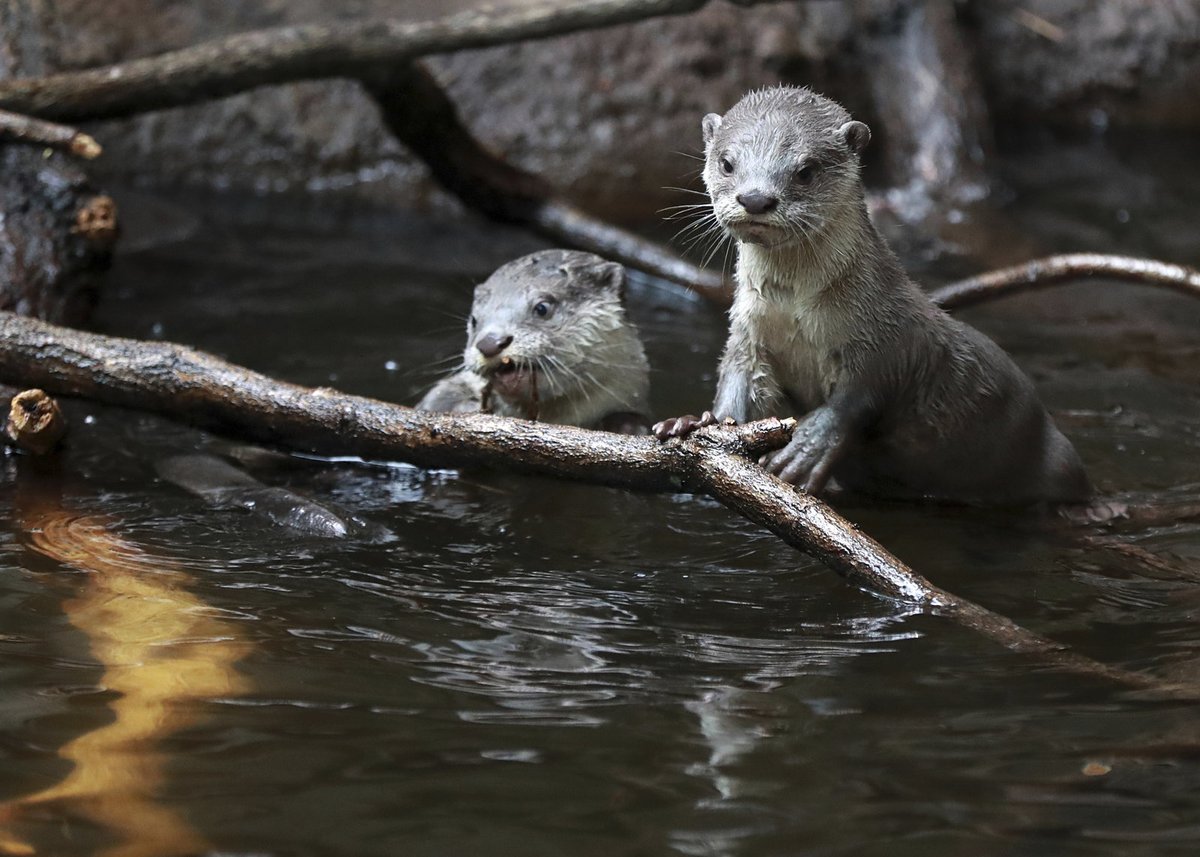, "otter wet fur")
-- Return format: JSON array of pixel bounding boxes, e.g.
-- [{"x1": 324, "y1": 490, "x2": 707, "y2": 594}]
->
[
  {"x1": 654, "y1": 86, "x2": 1091, "y2": 505},
  {"x1": 418, "y1": 250, "x2": 651, "y2": 434}
]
